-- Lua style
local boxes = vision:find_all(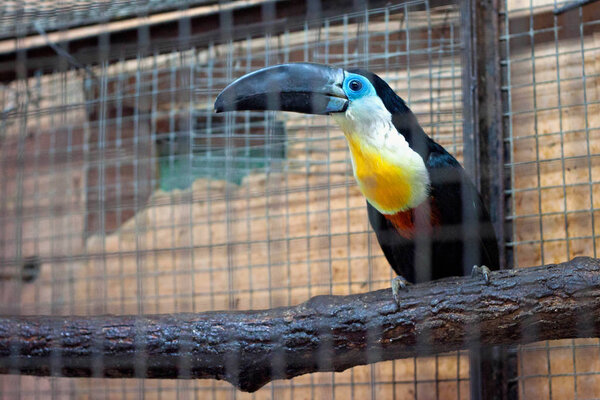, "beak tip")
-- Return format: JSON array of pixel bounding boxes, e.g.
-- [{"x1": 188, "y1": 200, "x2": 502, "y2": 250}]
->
[{"x1": 213, "y1": 94, "x2": 227, "y2": 113}]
